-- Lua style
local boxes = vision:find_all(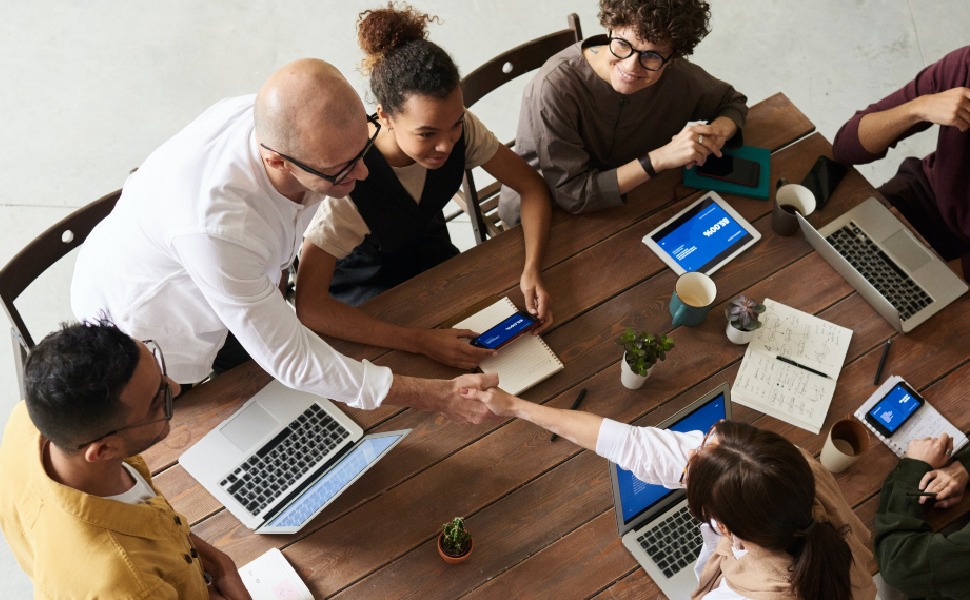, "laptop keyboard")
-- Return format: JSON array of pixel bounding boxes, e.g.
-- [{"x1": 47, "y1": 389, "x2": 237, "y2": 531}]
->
[
  {"x1": 825, "y1": 222, "x2": 931, "y2": 321},
  {"x1": 636, "y1": 505, "x2": 703, "y2": 579},
  {"x1": 219, "y1": 404, "x2": 352, "y2": 516}
]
